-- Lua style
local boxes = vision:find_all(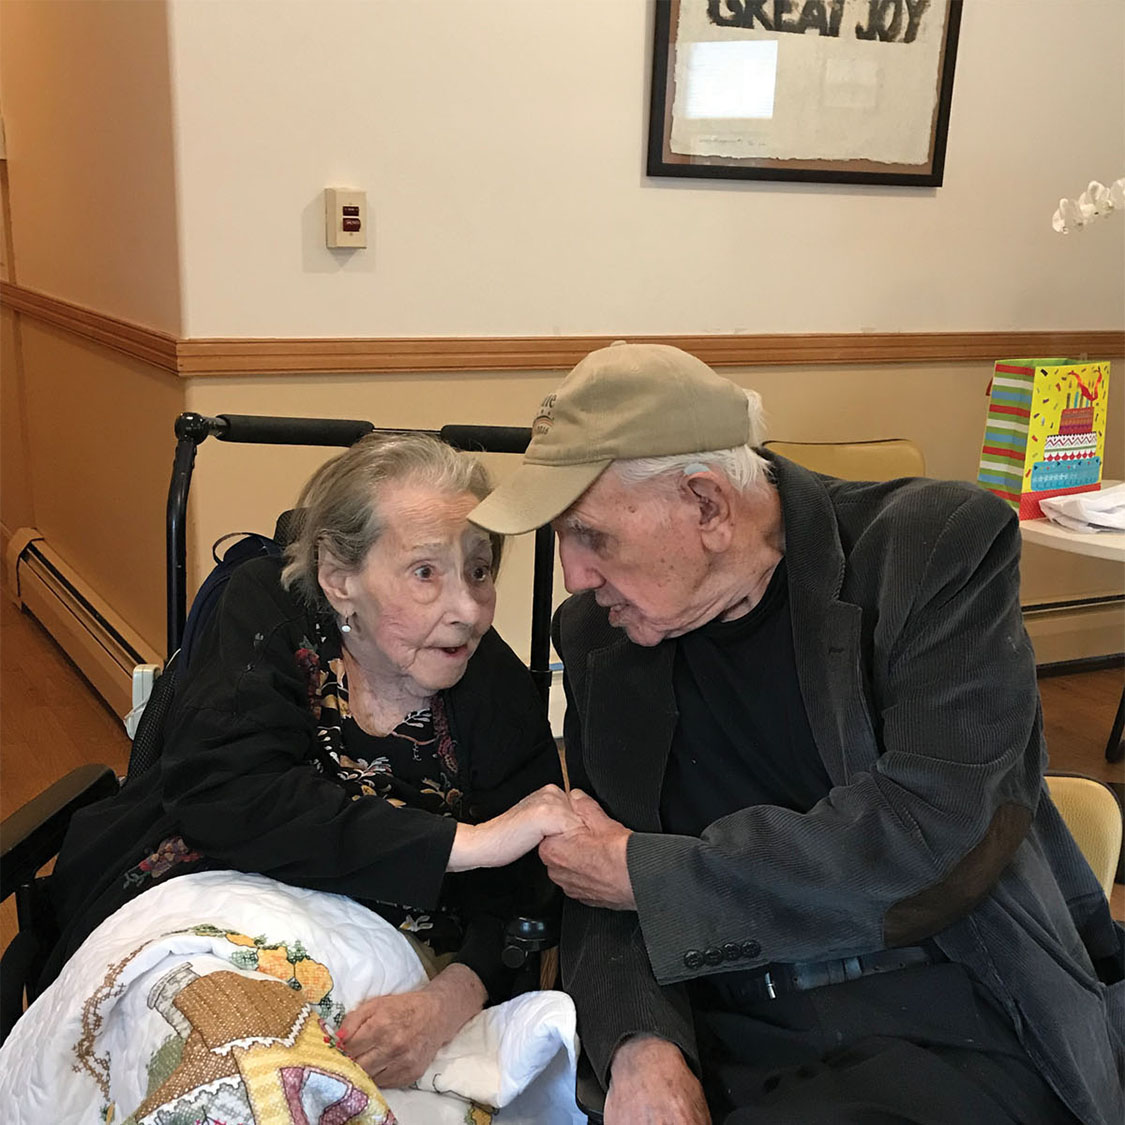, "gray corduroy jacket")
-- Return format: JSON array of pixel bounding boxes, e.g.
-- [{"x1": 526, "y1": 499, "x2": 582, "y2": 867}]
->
[{"x1": 554, "y1": 454, "x2": 1124, "y2": 1125}]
